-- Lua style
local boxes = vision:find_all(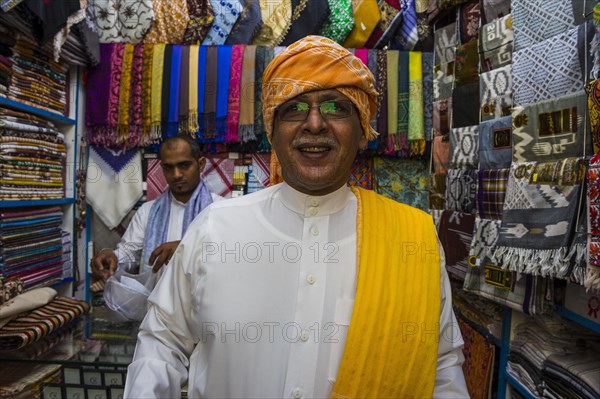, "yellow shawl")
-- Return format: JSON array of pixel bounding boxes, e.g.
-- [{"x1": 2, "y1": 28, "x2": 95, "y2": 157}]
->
[{"x1": 332, "y1": 187, "x2": 441, "y2": 398}]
